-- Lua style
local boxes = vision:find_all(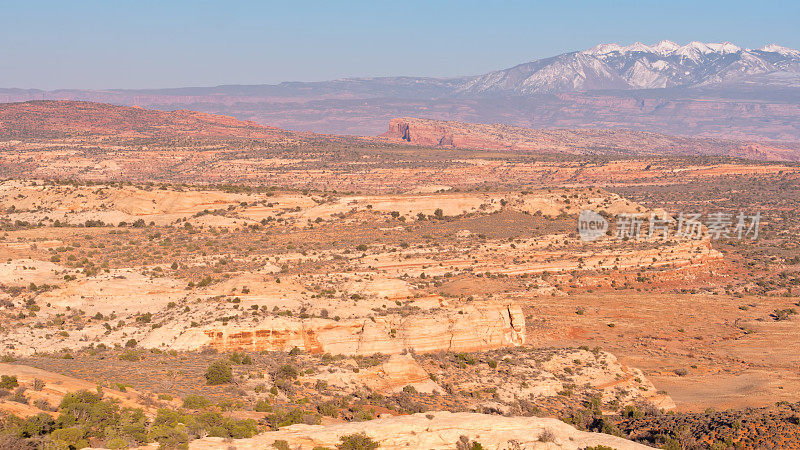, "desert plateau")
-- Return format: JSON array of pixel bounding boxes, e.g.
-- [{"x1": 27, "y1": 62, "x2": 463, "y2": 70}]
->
[
  {"x1": 0, "y1": 98, "x2": 795, "y2": 449},
  {"x1": 1, "y1": 3, "x2": 800, "y2": 448}
]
